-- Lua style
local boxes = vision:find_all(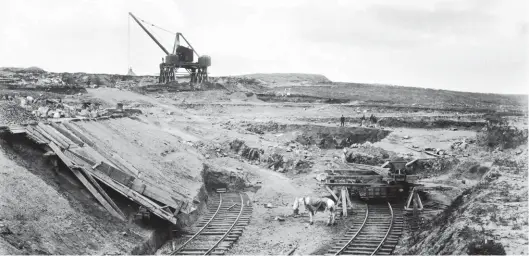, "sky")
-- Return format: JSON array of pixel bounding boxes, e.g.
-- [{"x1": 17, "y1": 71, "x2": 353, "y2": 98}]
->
[{"x1": 0, "y1": 0, "x2": 527, "y2": 94}]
